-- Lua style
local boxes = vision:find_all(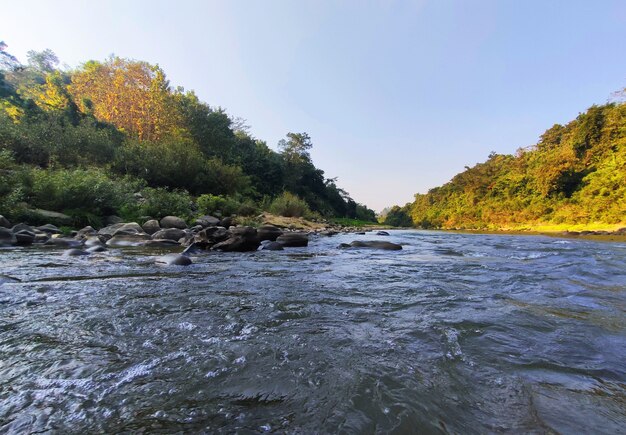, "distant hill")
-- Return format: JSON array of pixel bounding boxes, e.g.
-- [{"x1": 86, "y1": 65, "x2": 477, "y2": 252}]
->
[{"x1": 385, "y1": 96, "x2": 626, "y2": 230}]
